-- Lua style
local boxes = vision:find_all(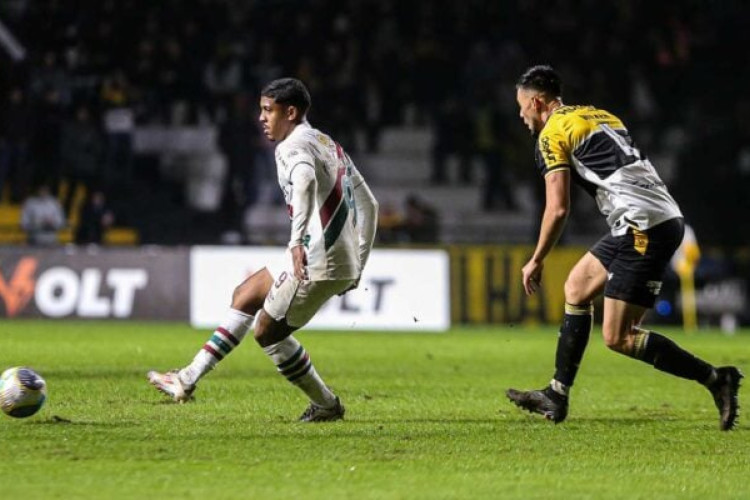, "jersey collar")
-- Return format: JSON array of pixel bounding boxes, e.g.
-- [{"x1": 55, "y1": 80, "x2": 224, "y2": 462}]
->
[{"x1": 281, "y1": 120, "x2": 312, "y2": 144}]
